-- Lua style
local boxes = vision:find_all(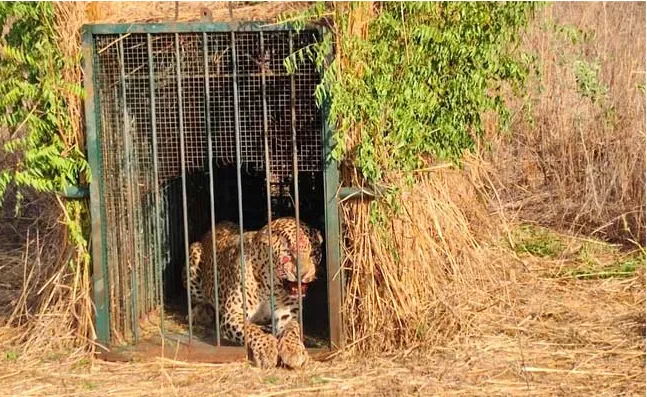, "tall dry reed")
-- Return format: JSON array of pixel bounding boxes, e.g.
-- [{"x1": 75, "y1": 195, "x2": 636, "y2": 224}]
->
[
  {"x1": 340, "y1": 160, "x2": 504, "y2": 352},
  {"x1": 489, "y1": 2, "x2": 646, "y2": 245}
]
